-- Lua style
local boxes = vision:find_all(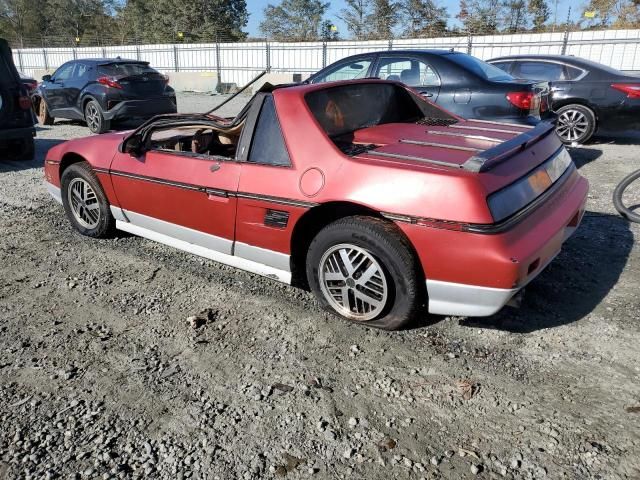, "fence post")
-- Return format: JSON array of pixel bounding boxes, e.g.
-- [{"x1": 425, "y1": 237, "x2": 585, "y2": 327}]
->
[
  {"x1": 73, "y1": 48, "x2": 77, "y2": 60},
  {"x1": 467, "y1": 34, "x2": 473, "y2": 54},
  {"x1": 215, "y1": 40, "x2": 222, "y2": 85},
  {"x1": 17, "y1": 50, "x2": 24, "y2": 72},
  {"x1": 135, "y1": 44, "x2": 141, "y2": 61},
  {"x1": 388, "y1": 39, "x2": 393, "y2": 51},
  {"x1": 173, "y1": 44, "x2": 179, "y2": 72},
  {"x1": 102, "y1": 47, "x2": 107, "y2": 57},
  {"x1": 322, "y1": 41, "x2": 327, "y2": 68},
  {"x1": 42, "y1": 49, "x2": 49, "y2": 70},
  {"x1": 265, "y1": 41, "x2": 271, "y2": 73},
  {"x1": 561, "y1": 28, "x2": 569, "y2": 55}
]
